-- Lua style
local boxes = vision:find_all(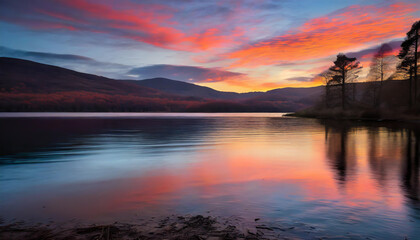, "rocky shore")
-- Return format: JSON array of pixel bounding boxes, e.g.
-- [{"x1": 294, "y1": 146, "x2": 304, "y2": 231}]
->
[{"x1": 0, "y1": 214, "x2": 356, "y2": 240}]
